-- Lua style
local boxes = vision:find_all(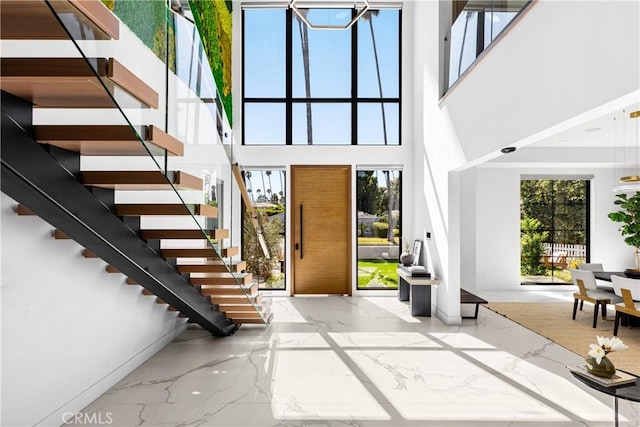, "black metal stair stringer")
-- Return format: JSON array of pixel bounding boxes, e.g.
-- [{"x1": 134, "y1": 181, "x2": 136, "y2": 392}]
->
[{"x1": 0, "y1": 92, "x2": 238, "y2": 336}]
